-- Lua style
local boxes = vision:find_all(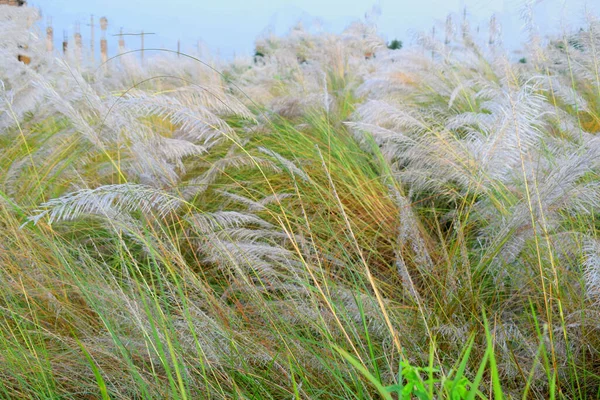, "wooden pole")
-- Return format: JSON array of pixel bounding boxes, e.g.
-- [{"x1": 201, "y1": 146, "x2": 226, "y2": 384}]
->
[{"x1": 177, "y1": 39, "x2": 180, "y2": 58}]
